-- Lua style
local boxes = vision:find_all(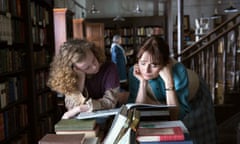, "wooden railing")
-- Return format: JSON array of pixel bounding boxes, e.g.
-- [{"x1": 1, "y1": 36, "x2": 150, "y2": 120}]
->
[{"x1": 176, "y1": 13, "x2": 240, "y2": 105}]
